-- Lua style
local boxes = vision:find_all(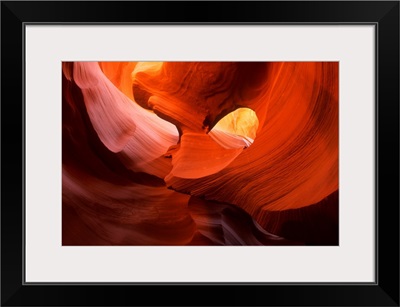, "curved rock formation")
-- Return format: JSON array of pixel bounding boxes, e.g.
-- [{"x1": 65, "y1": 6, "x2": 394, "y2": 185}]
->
[{"x1": 62, "y1": 61, "x2": 338, "y2": 245}]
